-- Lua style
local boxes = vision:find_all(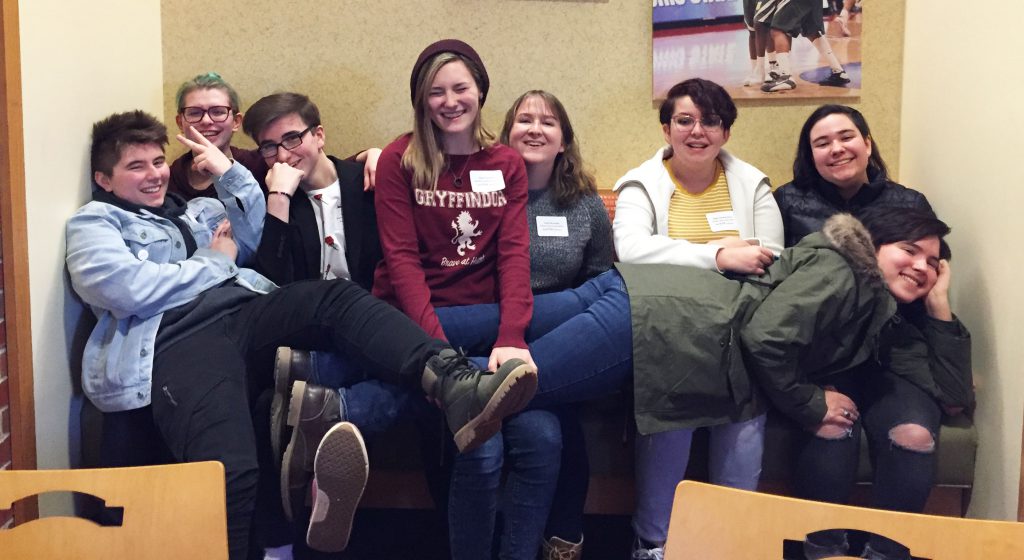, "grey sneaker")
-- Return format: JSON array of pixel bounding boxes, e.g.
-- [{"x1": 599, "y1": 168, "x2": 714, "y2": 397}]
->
[
  {"x1": 281, "y1": 380, "x2": 341, "y2": 521},
  {"x1": 762, "y1": 75, "x2": 796, "y2": 92},
  {"x1": 631, "y1": 537, "x2": 664, "y2": 560},
  {"x1": 270, "y1": 347, "x2": 313, "y2": 466},
  {"x1": 542, "y1": 535, "x2": 583, "y2": 559},
  {"x1": 421, "y1": 349, "x2": 537, "y2": 453},
  {"x1": 306, "y1": 421, "x2": 368, "y2": 553}
]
